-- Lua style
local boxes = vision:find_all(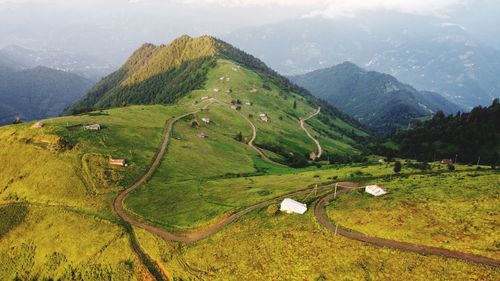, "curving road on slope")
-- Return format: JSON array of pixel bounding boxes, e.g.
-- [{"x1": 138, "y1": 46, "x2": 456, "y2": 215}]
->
[
  {"x1": 314, "y1": 186, "x2": 500, "y2": 268},
  {"x1": 299, "y1": 107, "x2": 322, "y2": 160},
  {"x1": 235, "y1": 109, "x2": 288, "y2": 167},
  {"x1": 113, "y1": 100, "x2": 499, "y2": 269},
  {"x1": 114, "y1": 99, "x2": 300, "y2": 245}
]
